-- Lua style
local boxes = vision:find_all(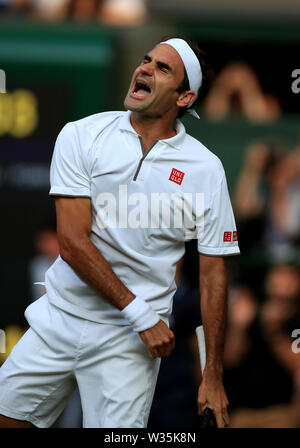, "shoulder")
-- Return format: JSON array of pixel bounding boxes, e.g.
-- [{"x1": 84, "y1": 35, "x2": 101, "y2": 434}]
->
[
  {"x1": 55, "y1": 111, "x2": 125, "y2": 161},
  {"x1": 56, "y1": 111, "x2": 124, "y2": 143},
  {"x1": 60, "y1": 110, "x2": 125, "y2": 142},
  {"x1": 72, "y1": 110, "x2": 124, "y2": 130},
  {"x1": 184, "y1": 132, "x2": 225, "y2": 179}
]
